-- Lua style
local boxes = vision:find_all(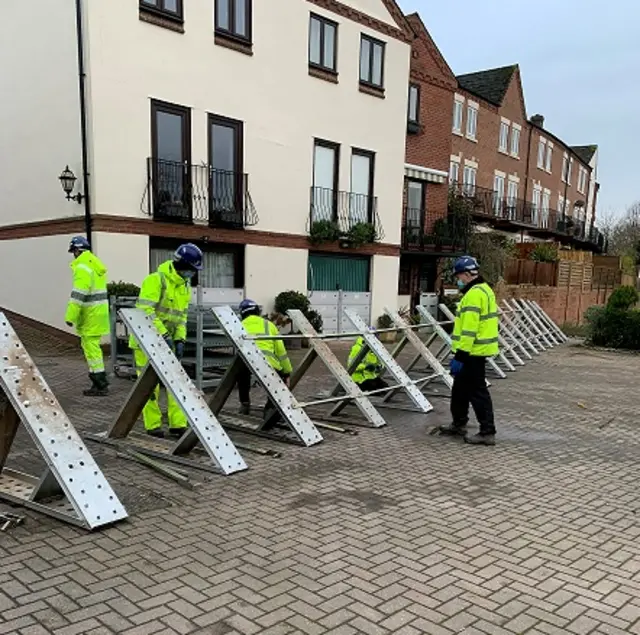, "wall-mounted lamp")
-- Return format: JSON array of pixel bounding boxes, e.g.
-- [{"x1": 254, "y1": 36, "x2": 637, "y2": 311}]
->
[{"x1": 59, "y1": 165, "x2": 84, "y2": 204}]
